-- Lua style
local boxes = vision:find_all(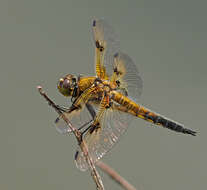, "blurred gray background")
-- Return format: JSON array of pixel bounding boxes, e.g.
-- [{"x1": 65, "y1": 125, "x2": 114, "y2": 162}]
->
[{"x1": 1, "y1": 0, "x2": 206, "y2": 189}]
